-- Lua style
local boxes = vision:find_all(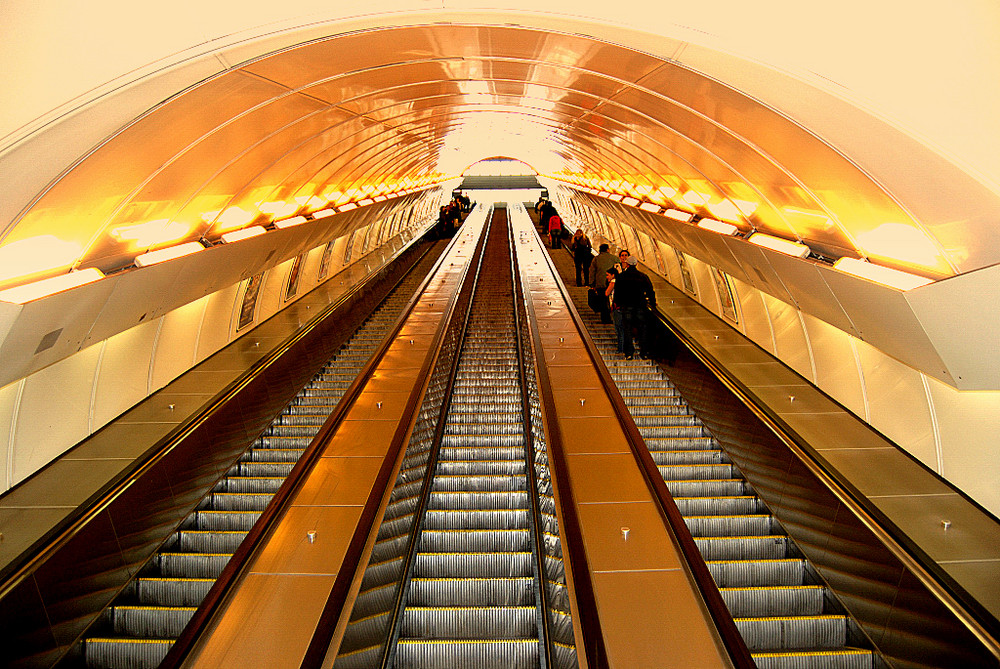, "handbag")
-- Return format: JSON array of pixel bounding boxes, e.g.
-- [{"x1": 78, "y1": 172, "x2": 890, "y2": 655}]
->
[{"x1": 587, "y1": 288, "x2": 602, "y2": 313}]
